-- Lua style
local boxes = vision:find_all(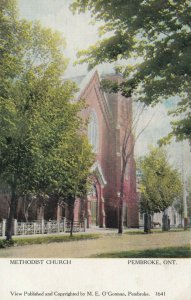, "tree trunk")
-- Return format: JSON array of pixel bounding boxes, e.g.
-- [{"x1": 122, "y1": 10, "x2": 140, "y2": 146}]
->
[
  {"x1": 68, "y1": 196, "x2": 75, "y2": 237},
  {"x1": 24, "y1": 210, "x2": 29, "y2": 222},
  {"x1": 24, "y1": 195, "x2": 30, "y2": 222},
  {"x1": 184, "y1": 217, "x2": 188, "y2": 230},
  {"x1": 118, "y1": 168, "x2": 125, "y2": 234},
  {"x1": 6, "y1": 185, "x2": 17, "y2": 241},
  {"x1": 70, "y1": 207, "x2": 74, "y2": 237},
  {"x1": 118, "y1": 196, "x2": 123, "y2": 234},
  {"x1": 162, "y1": 212, "x2": 169, "y2": 231},
  {"x1": 144, "y1": 213, "x2": 151, "y2": 233}
]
